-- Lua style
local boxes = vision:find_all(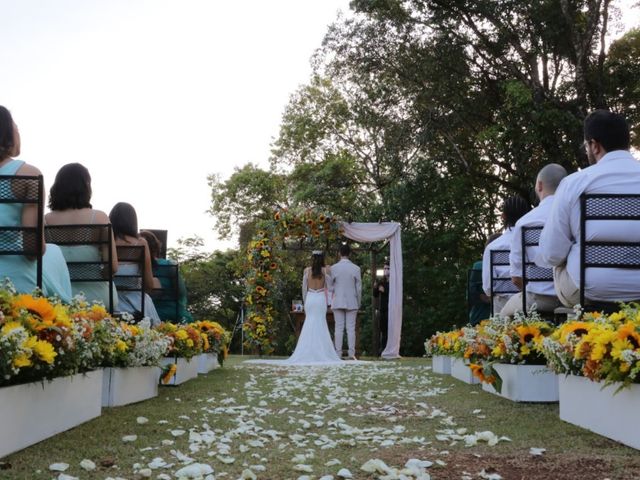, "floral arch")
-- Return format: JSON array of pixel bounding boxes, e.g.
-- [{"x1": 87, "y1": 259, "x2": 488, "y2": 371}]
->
[{"x1": 243, "y1": 209, "x2": 403, "y2": 358}]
